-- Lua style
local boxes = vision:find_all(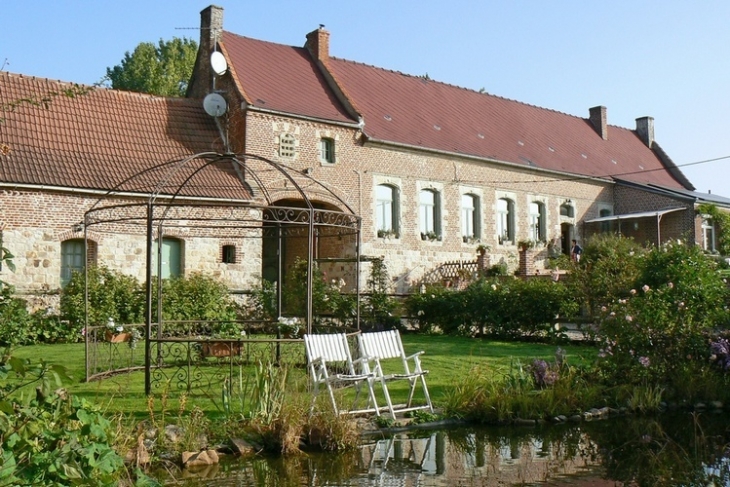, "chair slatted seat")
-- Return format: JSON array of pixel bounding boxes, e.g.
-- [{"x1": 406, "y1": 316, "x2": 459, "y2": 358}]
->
[
  {"x1": 304, "y1": 333, "x2": 383, "y2": 417},
  {"x1": 358, "y1": 330, "x2": 434, "y2": 417}
]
